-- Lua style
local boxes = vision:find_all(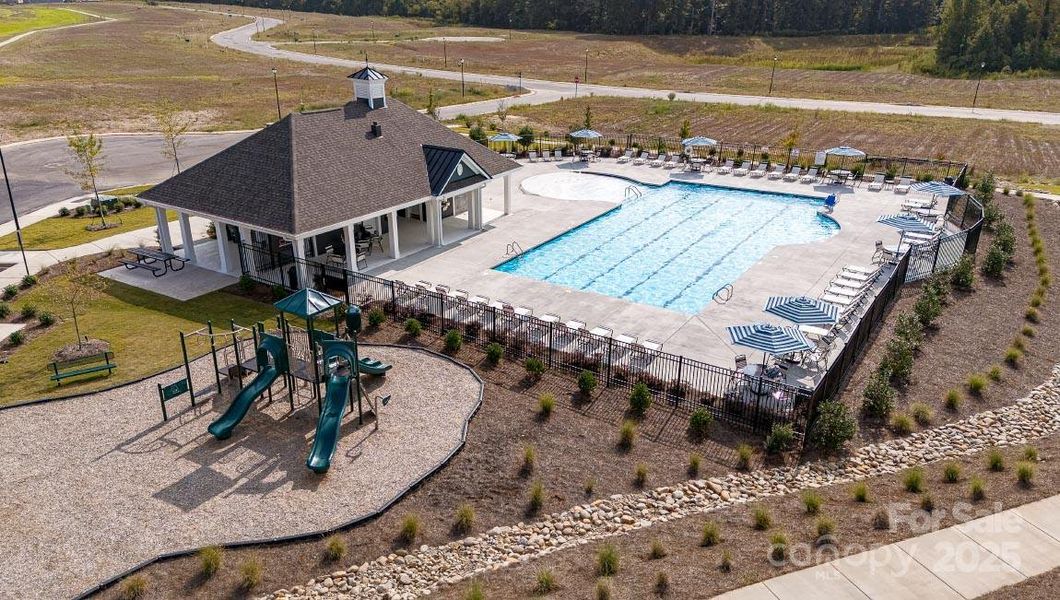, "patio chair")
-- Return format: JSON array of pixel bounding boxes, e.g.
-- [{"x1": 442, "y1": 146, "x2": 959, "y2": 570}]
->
[
  {"x1": 783, "y1": 165, "x2": 802, "y2": 181},
  {"x1": 617, "y1": 149, "x2": 633, "y2": 163},
  {"x1": 614, "y1": 332, "x2": 638, "y2": 345},
  {"x1": 452, "y1": 288, "x2": 470, "y2": 300},
  {"x1": 819, "y1": 292, "x2": 858, "y2": 308},
  {"x1": 868, "y1": 173, "x2": 886, "y2": 191},
  {"x1": 468, "y1": 294, "x2": 489, "y2": 305},
  {"x1": 749, "y1": 163, "x2": 768, "y2": 178},
  {"x1": 664, "y1": 154, "x2": 678, "y2": 169},
  {"x1": 717, "y1": 159, "x2": 735, "y2": 174},
  {"x1": 830, "y1": 275, "x2": 871, "y2": 293},
  {"x1": 901, "y1": 197, "x2": 936, "y2": 210},
  {"x1": 415, "y1": 280, "x2": 433, "y2": 291},
  {"x1": 633, "y1": 151, "x2": 648, "y2": 165},
  {"x1": 527, "y1": 151, "x2": 538, "y2": 162},
  {"x1": 894, "y1": 176, "x2": 913, "y2": 194},
  {"x1": 538, "y1": 149, "x2": 550, "y2": 162},
  {"x1": 871, "y1": 240, "x2": 899, "y2": 264},
  {"x1": 767, "y1": 164, "x2": 785, "y2": 179},
  {"x1": 554, "y1": 149, "x2": 563, "y2": 161},
  {"x1": 824, "y1": 283, "x2": 864, "y2": 299},
  {"x1": 733, "y1": 161, "x2": 751, "y2": 176},
  {"x1": 799, "y1": 167, "x2": 819, "y2": 183},
  {"x1": 435, "y1": 283, "x2": 451, "y2": 295},
  {"x1": 649, "y1": 152, "x2": 663, "y2": 167}
]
